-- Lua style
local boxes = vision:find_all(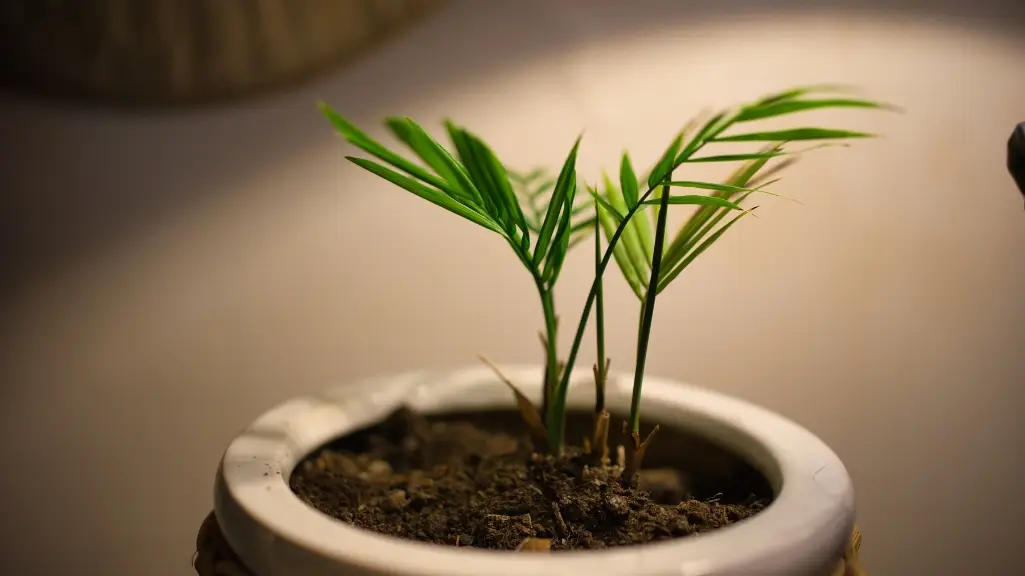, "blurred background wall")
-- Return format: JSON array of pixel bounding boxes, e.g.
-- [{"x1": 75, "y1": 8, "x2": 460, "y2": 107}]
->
[{"x1": 1, "y1": 1, "x2": 1024, "y2": 575}]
